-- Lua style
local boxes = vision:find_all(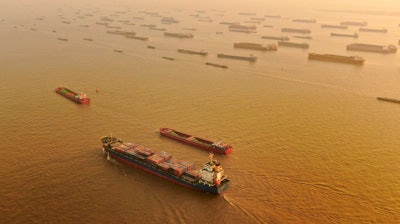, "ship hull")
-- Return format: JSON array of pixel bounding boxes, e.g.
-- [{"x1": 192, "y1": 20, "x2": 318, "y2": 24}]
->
[{"x1": 160, "y1": 128, "x2": 233, "y2": 154}]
